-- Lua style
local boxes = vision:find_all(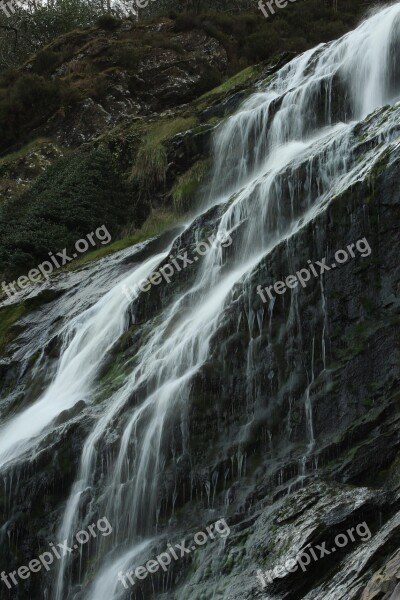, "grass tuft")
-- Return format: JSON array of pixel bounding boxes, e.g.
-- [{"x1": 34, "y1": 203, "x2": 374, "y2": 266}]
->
[
  {"x1": 172, "y1": 159, "x2": 210, "y2": 211},
  {"x1": 132, "y1": 116, "x2": 198, "y2": 195}
]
